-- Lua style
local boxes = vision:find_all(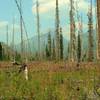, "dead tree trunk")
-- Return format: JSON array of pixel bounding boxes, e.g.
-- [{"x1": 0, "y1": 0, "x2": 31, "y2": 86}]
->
[
  {"x1": 55, "y1": 0, "x2": 60, "y2": 60},
  {"x1": 97, "y1": 0, "x2": 100, "y2": 59},
  {"x1": 36, "y1": 0, "x2": 41, "y2": 60},
  {"x1": 88, "y1": 0, "x2": 94, "y2": 62},
  {"x1": 69, "y1": 0, "x2": 76, "y2": 62}
]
